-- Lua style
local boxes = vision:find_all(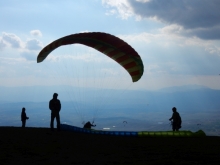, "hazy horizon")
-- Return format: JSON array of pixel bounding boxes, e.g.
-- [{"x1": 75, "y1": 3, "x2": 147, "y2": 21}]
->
[{"x1": 1, "y1": 85, "x2": 220, "y2": 136}]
